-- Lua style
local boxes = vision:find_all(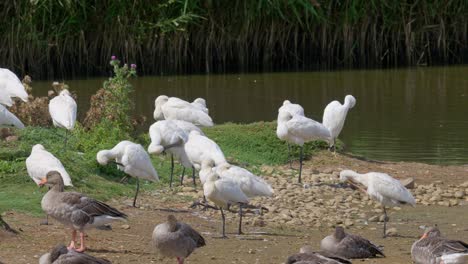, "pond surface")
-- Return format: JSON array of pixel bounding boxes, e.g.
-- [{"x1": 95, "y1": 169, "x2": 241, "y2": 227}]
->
[{"x1": 32, "y1": 66, "x2": 468, "y2": 164}]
